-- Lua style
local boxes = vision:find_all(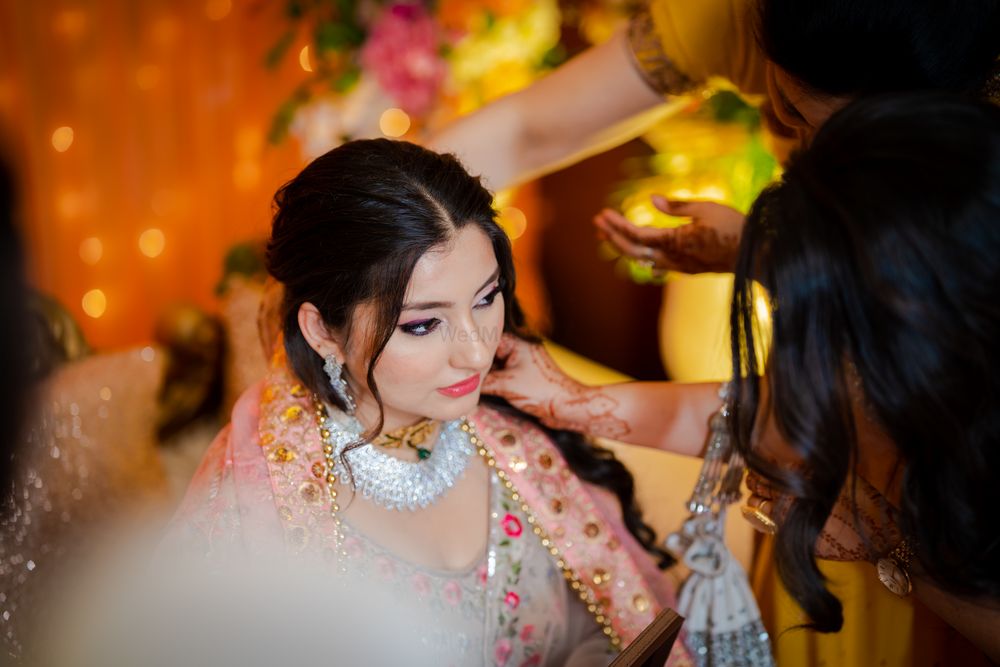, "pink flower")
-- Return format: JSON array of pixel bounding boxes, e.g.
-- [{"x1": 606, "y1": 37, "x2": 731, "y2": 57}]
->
[
  {"x1": 477, "y1": 563, "x2": 489, "y2": 585},
  {"x1": 494, "y1": 638, "x2": 513, "y2": 665},
  {"x1": 502, "y1": 513, "x2": 522, "y2": 537},
  {"x1": 375, "y1": 556, "x2": 396, "y2": 581},
  {"x1": 519, "y1": 624, "x2": 535, "y2": 643},
  {"x1": 519, "y1": 655, "x2": 541, "y2": 667},
  {"x1": 359, "y1": 2, "x2": 445, "y2": 116},
  {"x1": 442, "y1": 580, "x2": 462, "y2": 606},
  {"x1": 504, "y1": 591, "x2": 520, "y2": 610},
  {"x1": 411, "y1": 572, "x2": 431, "y2": 596},
  {"x1": 343, "y1": 536, "x2": 364, "y2": 560}
]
